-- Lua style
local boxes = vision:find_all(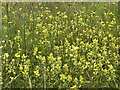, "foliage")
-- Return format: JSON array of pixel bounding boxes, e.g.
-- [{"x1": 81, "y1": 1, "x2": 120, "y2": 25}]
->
[{"x1": 1, "y1": 2, "x2": 120, "y2": 89}]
